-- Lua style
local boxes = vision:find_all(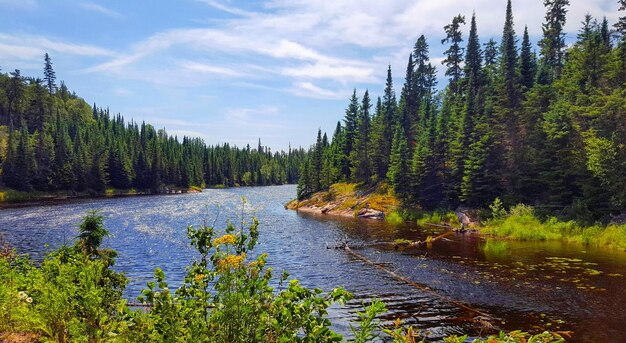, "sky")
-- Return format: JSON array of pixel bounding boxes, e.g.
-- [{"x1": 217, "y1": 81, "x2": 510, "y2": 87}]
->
[{"x1": 0, "y1": 0, "x2": 621, "y2": 151}]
